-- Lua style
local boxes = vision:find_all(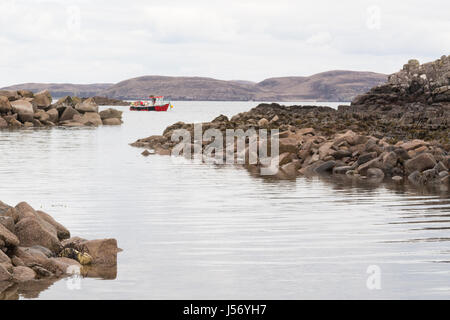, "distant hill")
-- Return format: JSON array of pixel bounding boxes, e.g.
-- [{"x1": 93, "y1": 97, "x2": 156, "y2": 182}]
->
[
  {"x1": 0, "y1": 83, "x2": 114, "y2": 98},
  {"x1": 99, "y1": 76, "x2": 262, "y2": 101},
  {"x1": 1, "y1": 71, "x2": 387, "y2": 101},
  {"x1": 253, "y1": 71, "x2": 387, "y2": 101}
]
